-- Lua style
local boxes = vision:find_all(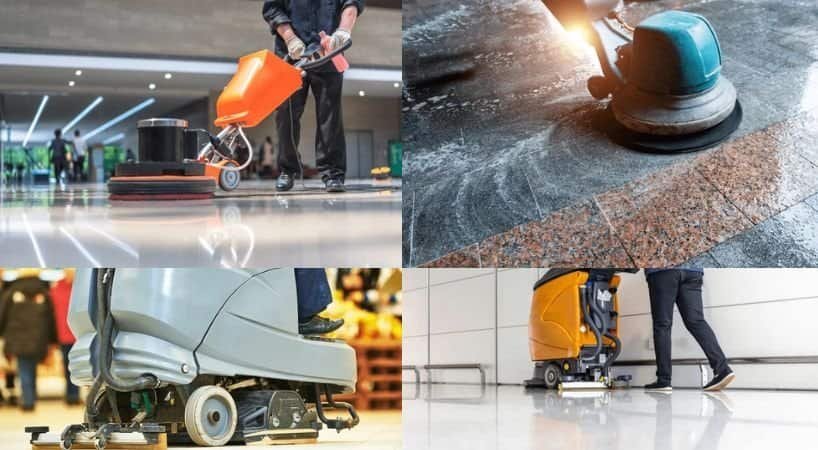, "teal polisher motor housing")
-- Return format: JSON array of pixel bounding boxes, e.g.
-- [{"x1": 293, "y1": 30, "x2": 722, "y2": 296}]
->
[{"x1": 543, "y1": 0, "x2": 742, "y2": 152}]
